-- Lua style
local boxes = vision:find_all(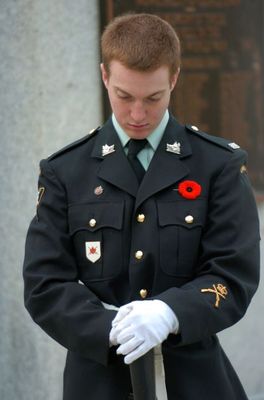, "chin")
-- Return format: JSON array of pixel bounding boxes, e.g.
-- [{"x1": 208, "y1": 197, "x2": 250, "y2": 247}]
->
[
  {"x1": 129, "y1": 132, "x2": 150, "y2": 140},
  {"x1": 126, "y1": 128, "x2": 152, "y2": 139}
]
